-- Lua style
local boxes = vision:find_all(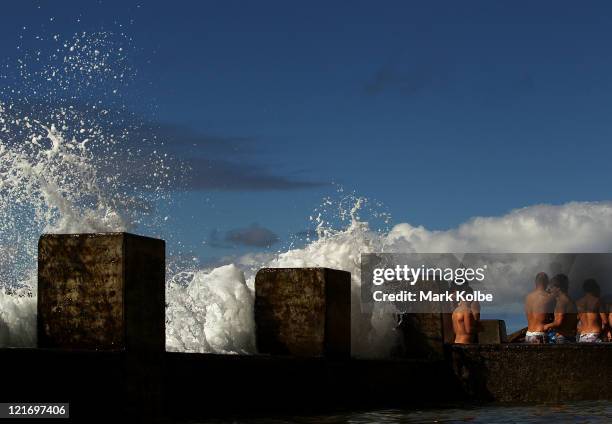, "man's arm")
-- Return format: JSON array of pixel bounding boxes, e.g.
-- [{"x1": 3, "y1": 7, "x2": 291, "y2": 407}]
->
[
  {"x1": 544, "y1": 313, "x2": 564, "y2": 331},
  {"x1": 576, "y1": 298, "x2": 585, "y2": 323},
  {"x1": 470, "y1": 301, "x2": 481, "y2": 331},
  {"x1": 599, "y1": 301, "x2": 609, "y2": 331},
  {"x1": 608, "y1": 308, "x2": 612, "y2": 339},
  {"x1": 453, "y1": 313, "x2": 464, "y2": 340},
  {"x1": 471, "y1": 300, "x2": 481, "y2": 321},
  {"x1": 524, "y1": 294, "x2": 531, "y2": 314},
  {"x1": 544, "y1": 299, "x2": 565, "y2": 331},
  {"x1": 464, "y1": 310, "x2": 475, "y2": 335}
]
